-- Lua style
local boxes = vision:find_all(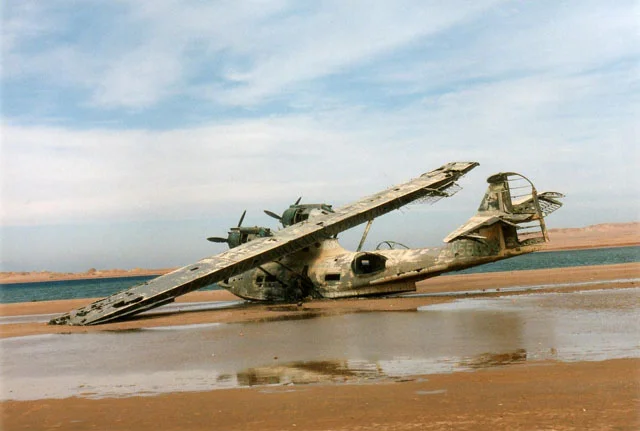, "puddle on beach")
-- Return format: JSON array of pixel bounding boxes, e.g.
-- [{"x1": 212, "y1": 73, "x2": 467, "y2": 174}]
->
[{"x1": 1, "y1": 288, "x2": 638, "y2": 401}]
